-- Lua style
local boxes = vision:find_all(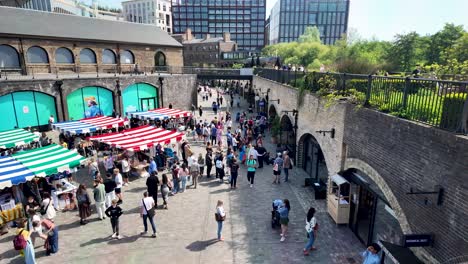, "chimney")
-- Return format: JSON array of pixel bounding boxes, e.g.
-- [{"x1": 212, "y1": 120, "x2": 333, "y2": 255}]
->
[
  {"x1": 204, "y1": 34, "x2": 211, "y2": 40},
  {"x1": 185, "y1": 28, "x2": 193, "y2": 41},
  {"x1": 223, "y1": 32, "x2": 231, "y2": 42}
]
